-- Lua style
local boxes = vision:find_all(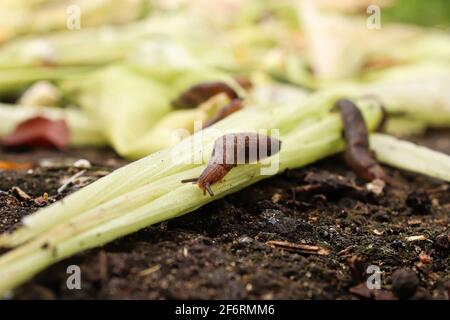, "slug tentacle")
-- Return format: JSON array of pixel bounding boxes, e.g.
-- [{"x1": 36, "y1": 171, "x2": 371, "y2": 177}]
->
[
  {"x1": 181, "y1": 178, "x2": 199, "y2": 184},
  {"x1": 204, "y1": 183, "x2": 214, "y2": 197}
]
